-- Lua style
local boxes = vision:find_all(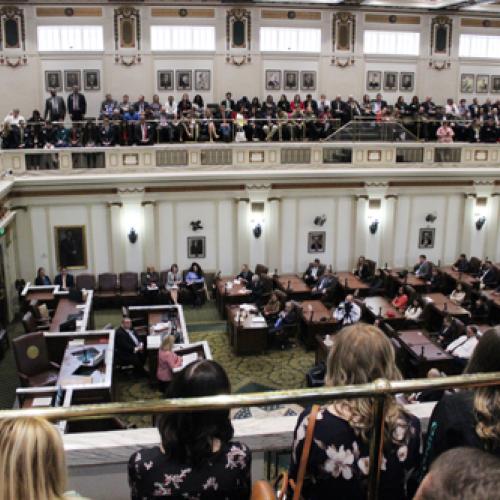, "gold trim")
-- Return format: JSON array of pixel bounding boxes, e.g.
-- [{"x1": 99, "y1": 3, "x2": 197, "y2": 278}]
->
[
  {"x1": 261, "y1": 10, "x2": 321, "y2": 21},
  {"x1": 461, "y1": 18, "x2": 500, "y2": 28},
  {"x1": 36, "y1": 8, "x2": 102, "y2": 17},
  {"x1": 151, "y1": 8, "x2": 215, "y2": 18},
  {"x1": 365, "y1": 14, "x2": 420, "y2": 25},
  {"x1": 54, "y1": 225, "x2": 88, "y2": 271}
]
